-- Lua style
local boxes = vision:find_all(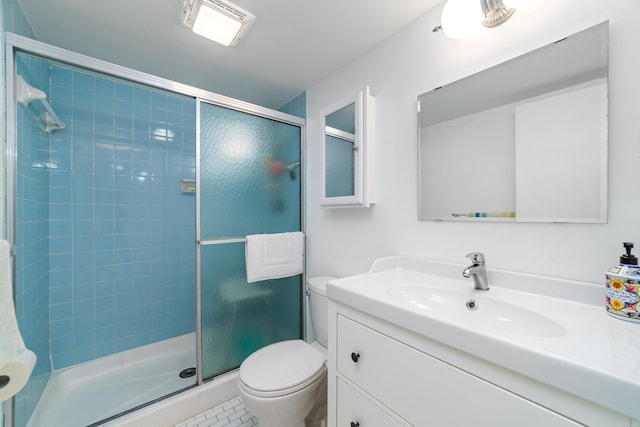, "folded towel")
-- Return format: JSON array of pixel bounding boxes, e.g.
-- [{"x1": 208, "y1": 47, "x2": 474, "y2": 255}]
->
[{"x1": 245, "y1": 232, "x2": 304, "y2": 283}]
